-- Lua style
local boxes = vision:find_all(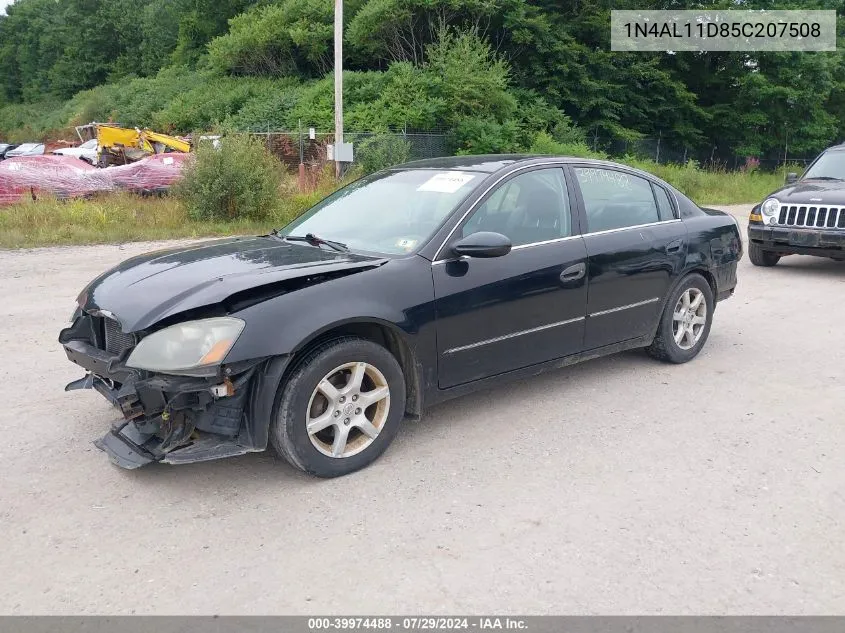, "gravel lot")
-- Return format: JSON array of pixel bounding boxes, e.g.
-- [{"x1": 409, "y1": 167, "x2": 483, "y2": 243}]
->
[{"x1": 1, "y1": 204, "x2": 843, "y2": 615}]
